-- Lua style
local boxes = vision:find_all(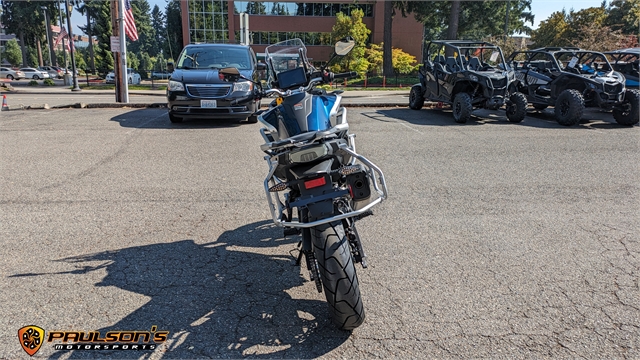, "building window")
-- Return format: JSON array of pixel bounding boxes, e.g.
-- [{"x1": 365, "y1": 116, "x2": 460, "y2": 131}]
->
[
  {"x1": 244, "y1": 31, "x2": 334, "y2": 45},
  {"x1": 234, "y1": 2, "x2": 373, "y2": 17},
  {"x1": 189, "y1": 0, "x2": 229, "y2": 43}
]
